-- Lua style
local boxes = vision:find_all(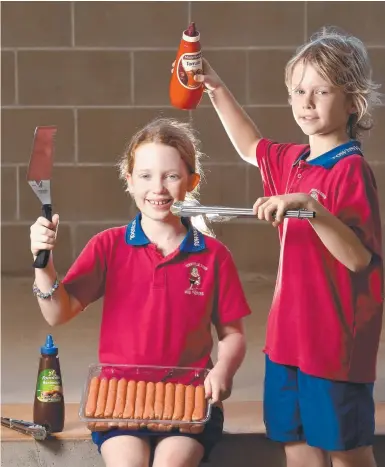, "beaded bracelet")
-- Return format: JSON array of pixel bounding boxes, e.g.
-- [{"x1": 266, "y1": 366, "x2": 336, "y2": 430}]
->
[{"x1": 33, "y1": 278, "x2": 60, "y2": 299}]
